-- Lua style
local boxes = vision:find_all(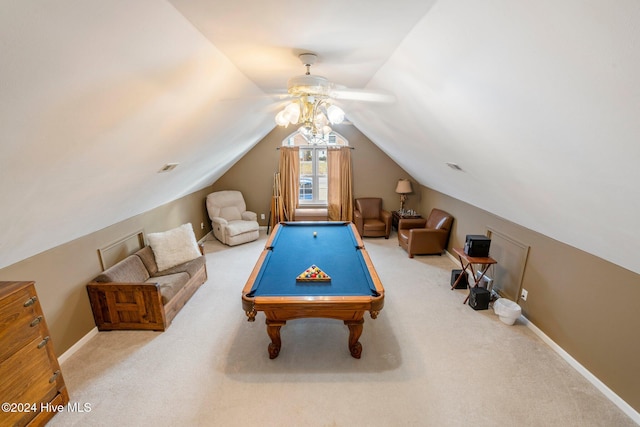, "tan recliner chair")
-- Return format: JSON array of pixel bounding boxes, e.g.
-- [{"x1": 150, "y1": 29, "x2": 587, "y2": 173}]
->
[
  {"x1": 206, "y1": 191, "x2": 259, "y2": 246},
  {"x1": 353, "y1": 198, "x2": 392, "y2": 239},
  {"x1": 398, "y1": 208, "x2": 453, "y2": 257}
]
